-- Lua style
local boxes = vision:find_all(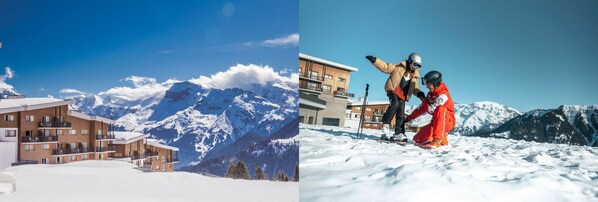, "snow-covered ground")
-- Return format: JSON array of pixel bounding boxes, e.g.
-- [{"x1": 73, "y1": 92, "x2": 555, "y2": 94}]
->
[
  {"x1": 0, "y1": 161, "x2": 297, "y2": 202},
  {"x1": 299, "y1": 124, "x2": 598, "y2": 202}
]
